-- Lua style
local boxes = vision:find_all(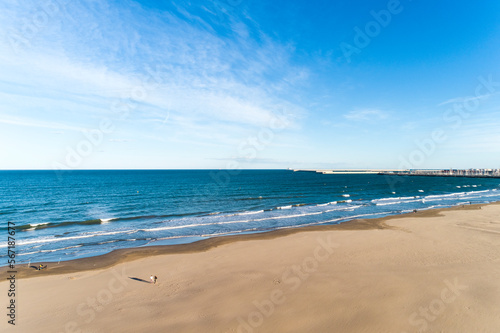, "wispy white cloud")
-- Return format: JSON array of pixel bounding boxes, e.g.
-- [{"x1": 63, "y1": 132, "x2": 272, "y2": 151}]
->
[
  {"x1": 438, "y1": 92, "x2": 498, "y2": 106},
  {"x1": 0, "y1": 115, "x2": 89, "y2": 132},
  {"x1": 343, "y1": 109, "x2": 388, "y2": 121}
]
